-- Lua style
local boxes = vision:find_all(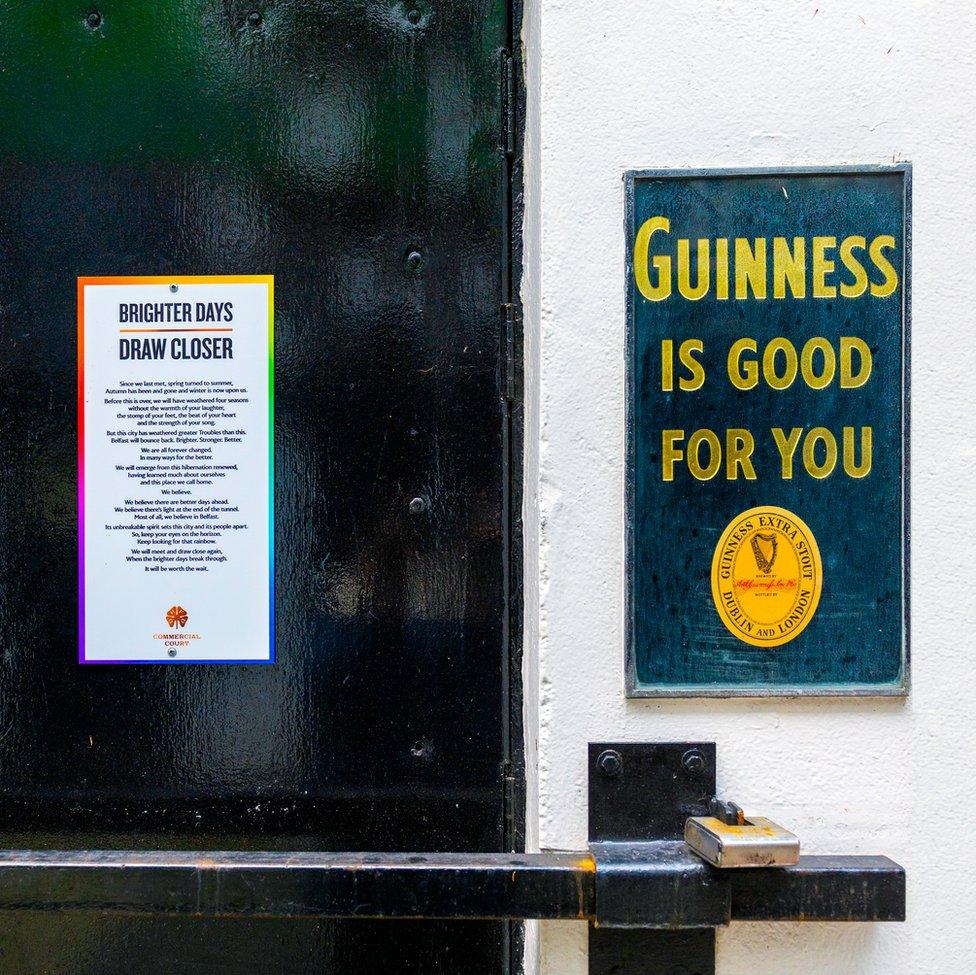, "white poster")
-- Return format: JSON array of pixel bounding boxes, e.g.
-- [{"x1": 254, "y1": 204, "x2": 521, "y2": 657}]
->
[{"x1": 78, "y1": 276, "x2": 273, "y2": 663}]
